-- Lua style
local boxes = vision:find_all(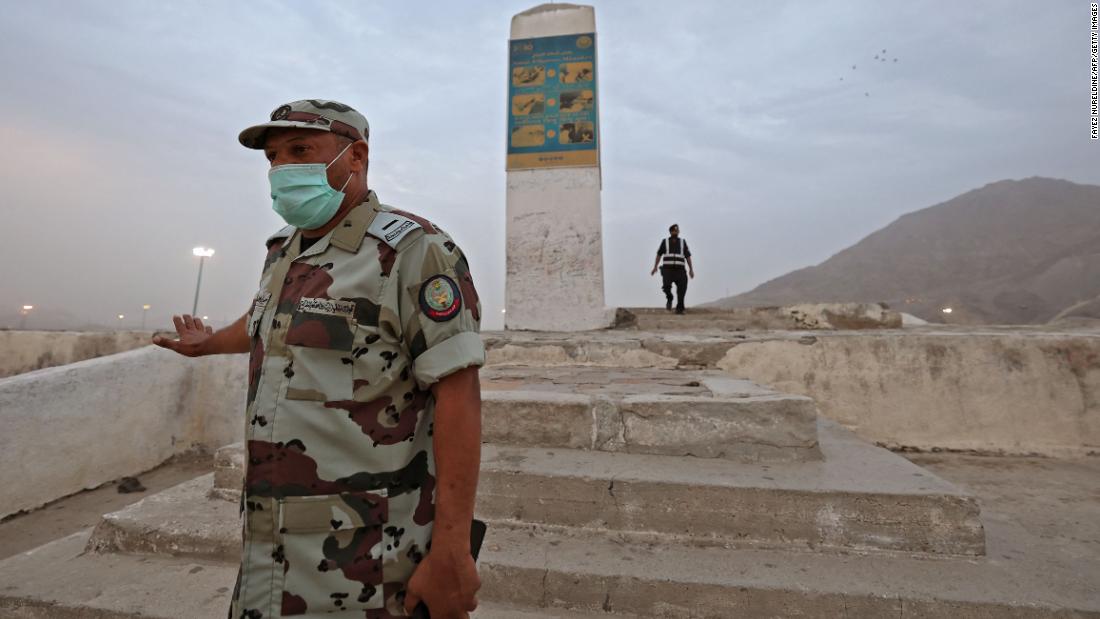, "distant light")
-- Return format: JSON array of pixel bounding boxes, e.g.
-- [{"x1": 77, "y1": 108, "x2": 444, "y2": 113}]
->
[
  {"x1": 118, "y1": 314, "x2": 125, "y2": 320},
  {"x1": 202, "y1": 316, "x2": 209, "y2": 320},
  {"x1": 193, "y1": 247, "x2": 216, "y2": 257},
  {"x1": 22, "y1": 305, "x2": 33, "y2": 311},
  {"x1": 501, "y1": 308, "x2": 507, "y2": 314},
  {"x1": 143, "y1": 304, "x2": 151, "y2": 310},
  {"x1": 941, "y1": 307, "x2": 953, "y2": 314}
]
